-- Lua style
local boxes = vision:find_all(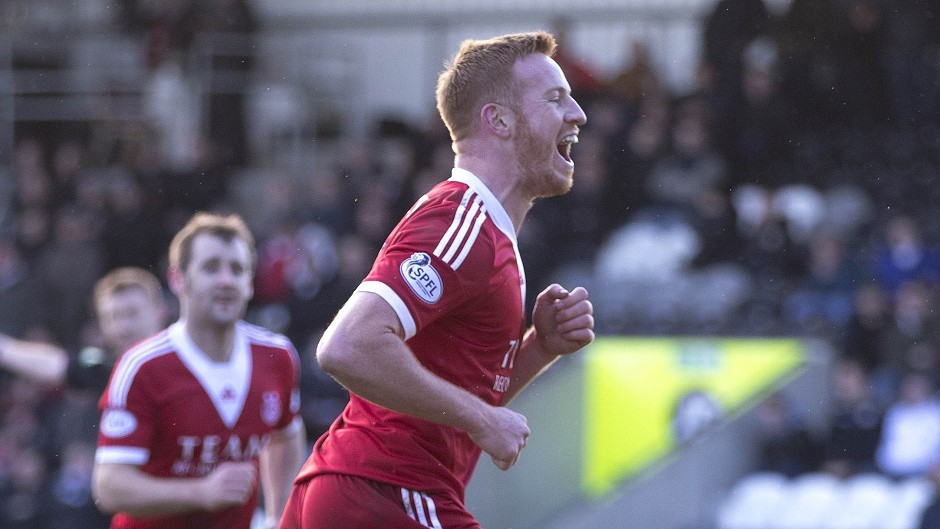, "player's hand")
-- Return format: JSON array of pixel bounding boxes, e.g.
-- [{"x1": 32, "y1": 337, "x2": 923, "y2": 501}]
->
[
  {"x1": 532, "y1": 284, "x2": 594, "y2": 357},
  {"x1": 467, "y1": 406, "x2": 530, "y2": 471},
  {"x1": 200, "y1": 461, "x2": 258, "y2": 511}
]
